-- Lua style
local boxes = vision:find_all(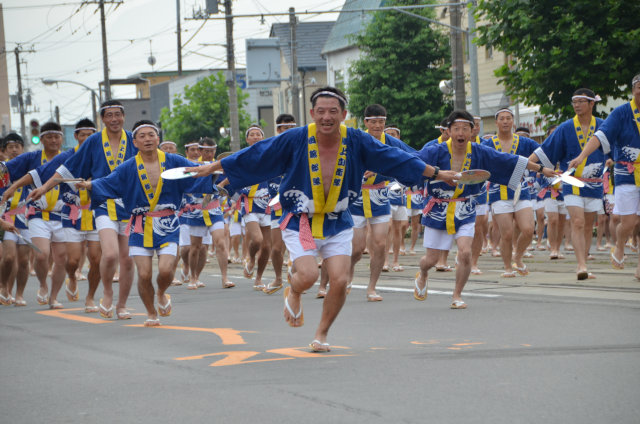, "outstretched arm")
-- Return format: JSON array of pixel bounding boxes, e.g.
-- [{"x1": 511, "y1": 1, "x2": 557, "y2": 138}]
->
[
  {"x1": 568, "y1": 136, "x2": 602, "y2": 169},
  {"x1": 25, "y1": 171, "x2": 66, "y2": 202},
  {"x1": 1, "y1": 173, "x2": 34, "y2": 204}
]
